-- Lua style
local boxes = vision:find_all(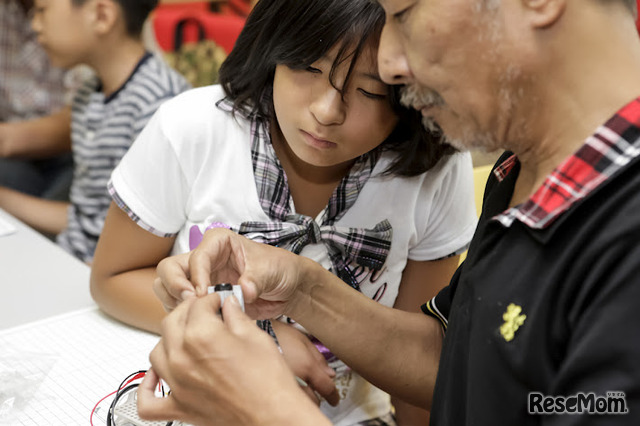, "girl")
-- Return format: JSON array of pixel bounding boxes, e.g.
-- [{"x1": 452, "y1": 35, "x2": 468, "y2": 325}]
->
[{"x1": 90, "y1": 0, "x2": 477, "y2": 424}]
